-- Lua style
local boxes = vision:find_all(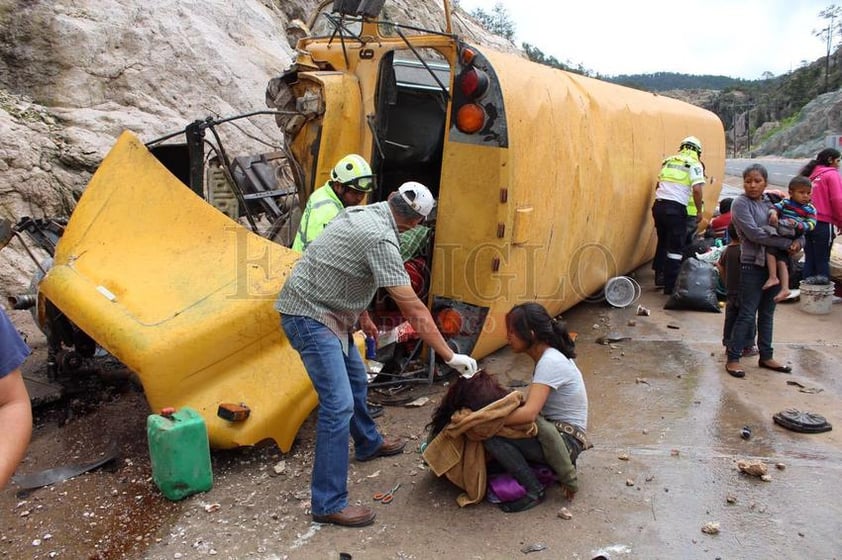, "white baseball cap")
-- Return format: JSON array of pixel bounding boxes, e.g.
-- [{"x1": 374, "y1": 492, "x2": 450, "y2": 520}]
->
[{"x1": 398, "y1": 181, "x2": 436, "y2": 219}]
